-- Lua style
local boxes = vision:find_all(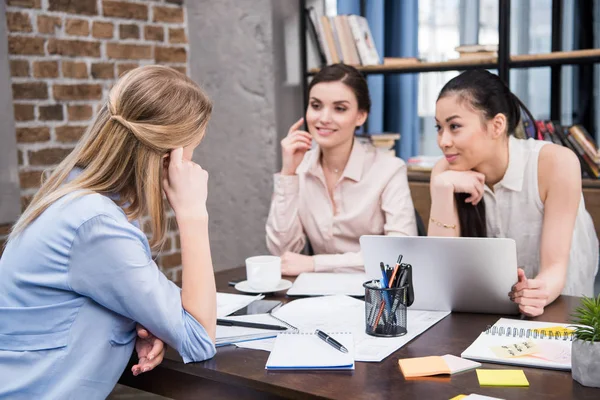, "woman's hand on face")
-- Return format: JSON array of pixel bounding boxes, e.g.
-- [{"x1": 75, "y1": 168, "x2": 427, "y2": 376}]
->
[
  {"x1": 163, "y1": 147, "x2": 209, "y2": 221},
  {"x1": 280, "y1": 252, "x2": 315, "y2": 276},
  {"x1": 131, "y1": 324, "x2": 166, "y2": 376},
  {"x1": 509, "y1": 268, "x2": 550, "y2": 317},
  {"x1": 281, "y1": 118, "x2": 312, "y2": 176},
  {"x1": 433, "y1": 170, "x2": 486, "y2": 205}
]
